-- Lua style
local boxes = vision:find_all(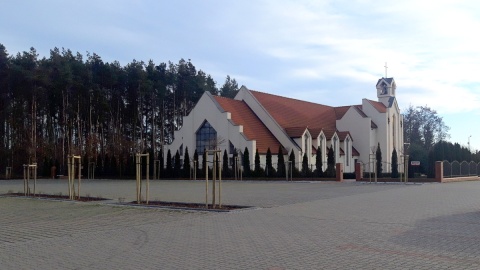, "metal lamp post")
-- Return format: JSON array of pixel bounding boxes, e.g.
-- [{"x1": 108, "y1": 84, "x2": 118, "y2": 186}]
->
[{"x1": 371, "y1": 146, "x2": 377, "y2": 183}]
